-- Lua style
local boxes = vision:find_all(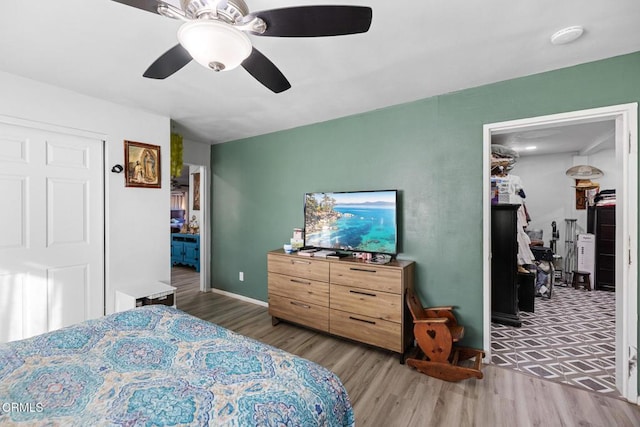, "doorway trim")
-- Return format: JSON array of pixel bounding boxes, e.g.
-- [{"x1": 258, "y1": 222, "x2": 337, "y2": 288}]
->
[
  {"x1": 198, "y1": 165, "x2": 210, "y2": 292},
  {"x1": 482, "y1": 103, "x2": 638, "y2": 402},
  {"x1": 182, "y1": 163, "x2": 210, "y2": 292}
]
